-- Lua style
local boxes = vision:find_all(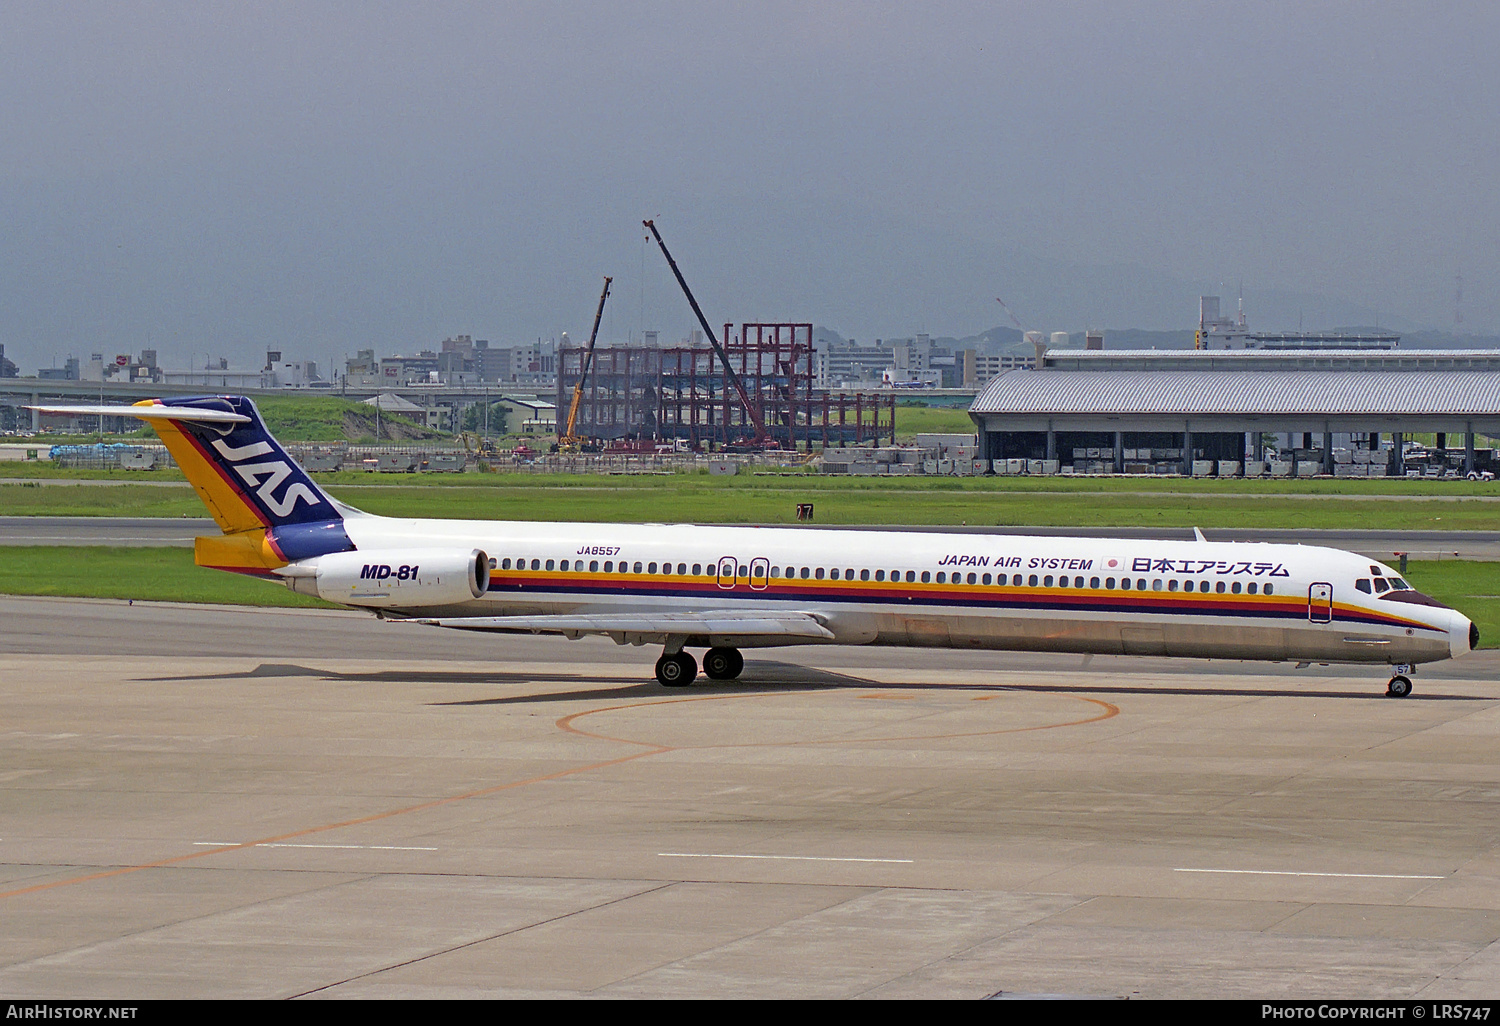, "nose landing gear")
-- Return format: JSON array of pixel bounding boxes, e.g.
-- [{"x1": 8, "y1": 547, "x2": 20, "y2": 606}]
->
[{"x1": 1387, "y1": 665, "x2": 1414, "y2": 698}]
